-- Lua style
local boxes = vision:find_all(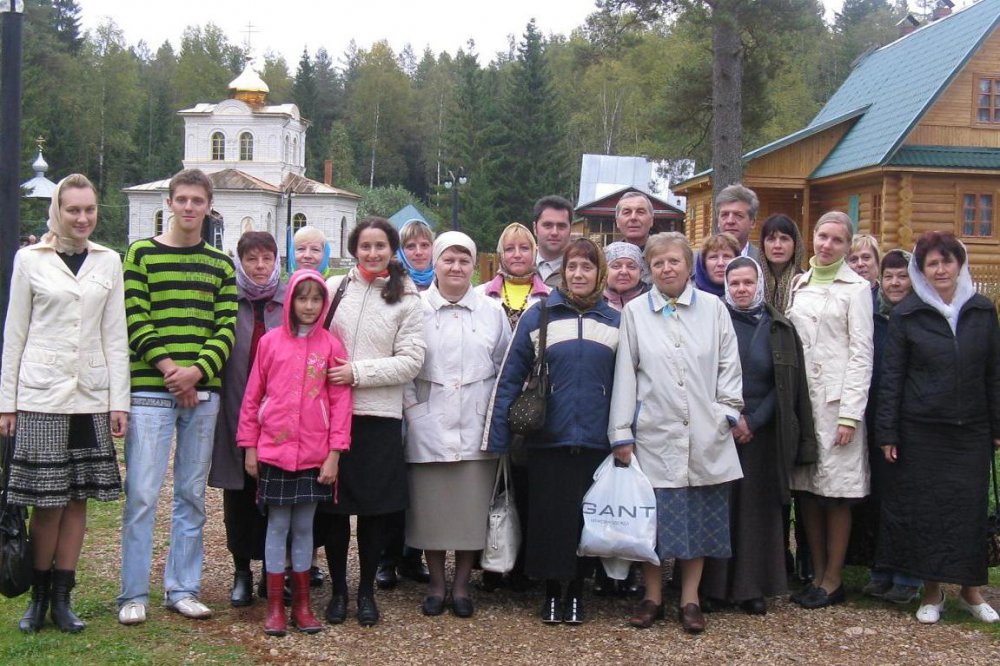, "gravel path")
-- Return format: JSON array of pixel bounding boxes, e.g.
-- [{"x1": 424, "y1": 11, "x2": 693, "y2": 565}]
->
[{"x1": 91, "y1": 470, "x2": 1000, "y2": 665}]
